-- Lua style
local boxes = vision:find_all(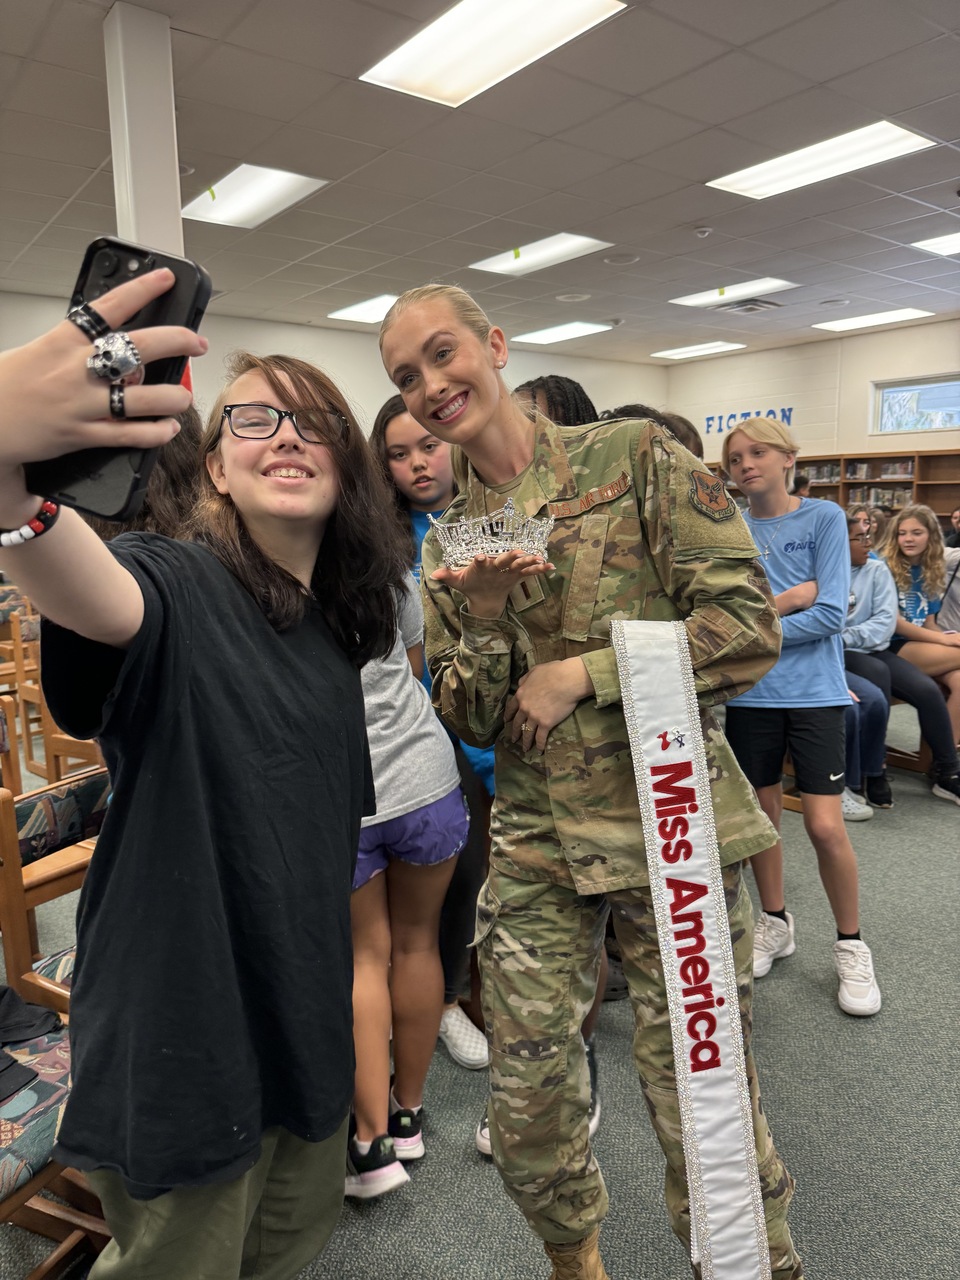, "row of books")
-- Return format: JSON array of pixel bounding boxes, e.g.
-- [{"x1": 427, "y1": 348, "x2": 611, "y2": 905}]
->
[
  {"x1": 846, "y1": 486, "x2": 914, "y2": 508},
  {"x1": 845, "y1": 461, "x2": 914, "y2": 480}
]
